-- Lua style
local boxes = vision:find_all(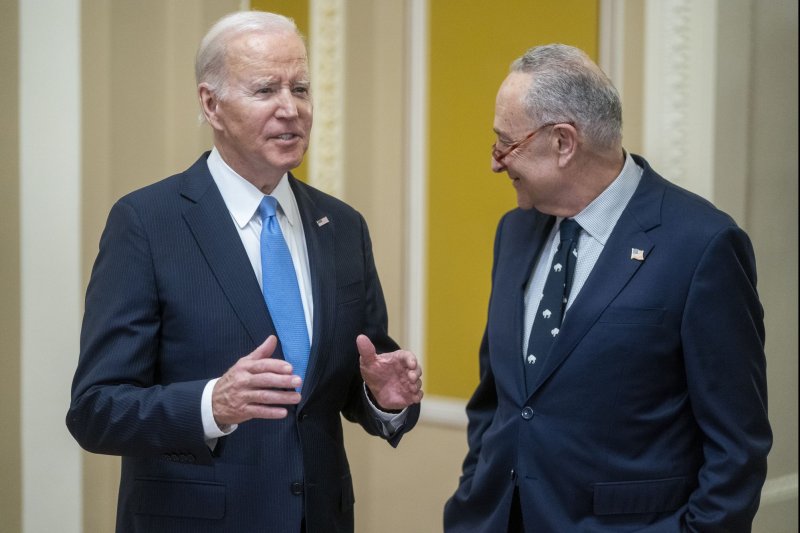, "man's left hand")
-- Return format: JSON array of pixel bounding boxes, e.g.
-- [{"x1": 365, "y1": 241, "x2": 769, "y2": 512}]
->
[{"x1": 357, "y1": 334, "x2": 423, "y2": 411}]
